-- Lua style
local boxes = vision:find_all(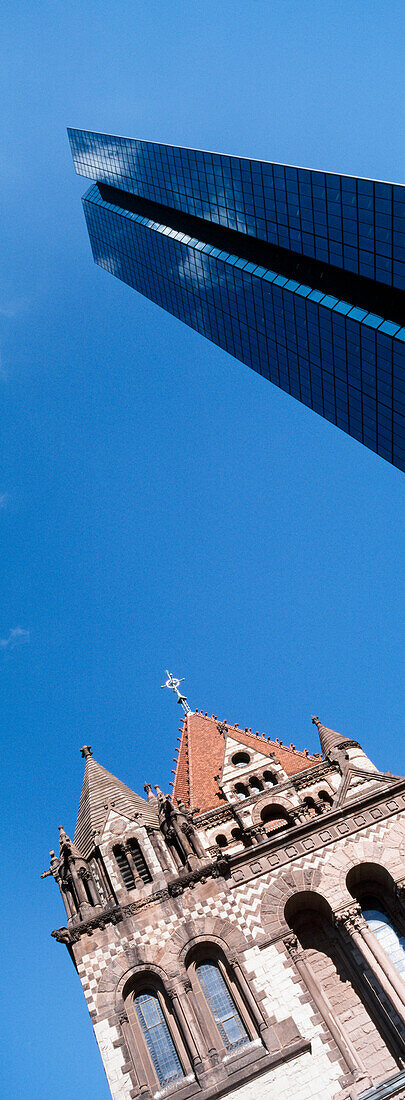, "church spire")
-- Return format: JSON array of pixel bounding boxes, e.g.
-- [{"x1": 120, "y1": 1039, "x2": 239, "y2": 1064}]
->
[{"x1": 74, "y1": 749, "x2": 159, "y2": 859}]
